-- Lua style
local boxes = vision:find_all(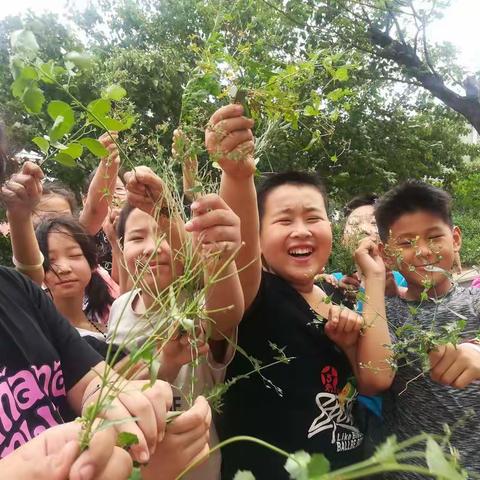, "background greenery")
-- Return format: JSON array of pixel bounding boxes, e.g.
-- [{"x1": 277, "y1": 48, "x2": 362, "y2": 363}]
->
[{"x1": 1, "y1": 0, "x2": 479, "y2": 265}]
